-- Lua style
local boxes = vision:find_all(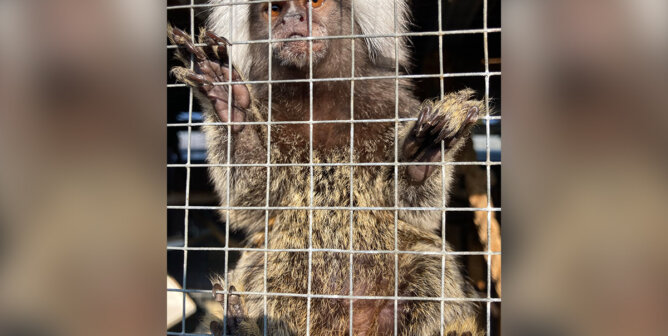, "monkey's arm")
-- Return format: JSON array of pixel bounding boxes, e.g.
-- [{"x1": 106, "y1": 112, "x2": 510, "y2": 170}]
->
[
  {"x1": 168, "y1": 26, "x2": 269, "y2": 234},
  {"x1": 399, "y1": 89, "x2": 485, "y2": 185}
]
